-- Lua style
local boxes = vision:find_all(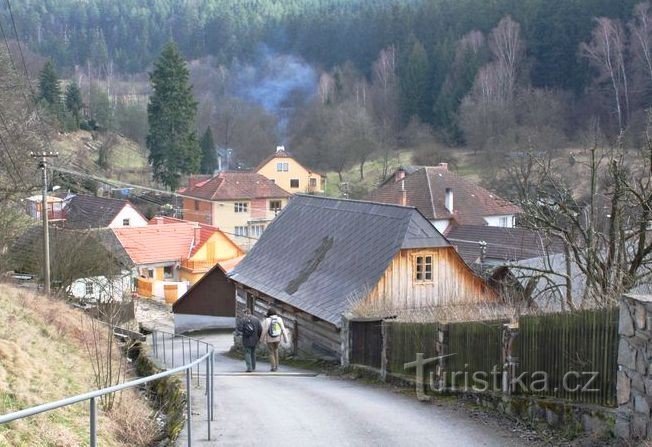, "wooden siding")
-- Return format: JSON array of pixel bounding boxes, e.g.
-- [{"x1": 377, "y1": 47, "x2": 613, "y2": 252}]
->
[
  {"x1": 173, "y1": 266, "x2": 235, "y2": 317},
  {"x1": 366, "y1": 247, "x2": 495, "y2": 309},
  {"x1": 235, "y1": 285, "x2": 341, "y2": 360}
]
